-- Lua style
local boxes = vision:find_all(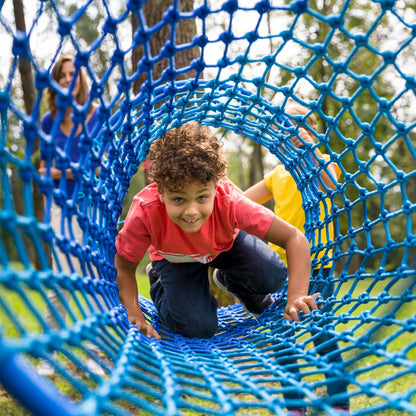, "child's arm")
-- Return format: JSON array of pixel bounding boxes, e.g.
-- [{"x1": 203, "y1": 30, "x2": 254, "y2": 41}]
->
[
  {"x1": 115, "y1": 253, "x2": 161, "y2": 340},
  {"x1": 38, "y1": 159, "x2": 75, "y2": 180},
  {"x1": 263, "y1": 215, "x2": 319, "y2": 321},
  {"x1": 243, "y1": 180, "x2": 273, "y2": 205}
]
